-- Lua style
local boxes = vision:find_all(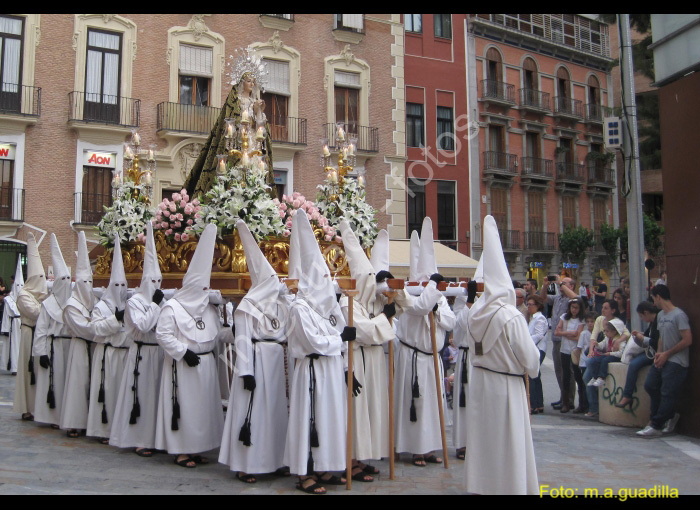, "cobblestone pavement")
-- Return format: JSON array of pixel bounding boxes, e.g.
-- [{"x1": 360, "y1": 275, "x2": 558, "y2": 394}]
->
[{"x1": 1, "y1": 339, "x2": 699, "y2": 495}]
